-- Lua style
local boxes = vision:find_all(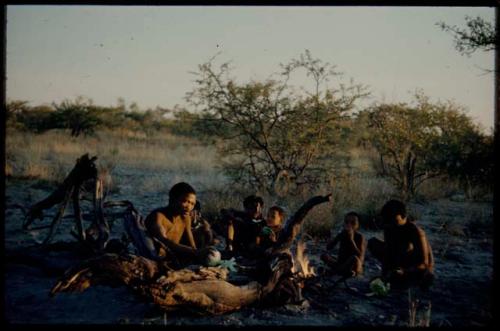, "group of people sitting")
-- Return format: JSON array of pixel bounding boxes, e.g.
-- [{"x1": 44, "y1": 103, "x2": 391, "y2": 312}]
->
[
  {"x1": 136, "y1": 181, "x2": 434, "y2": 291},
  {"x1": 320, "y1": 200, "x2": 434, "y2": 290}
]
